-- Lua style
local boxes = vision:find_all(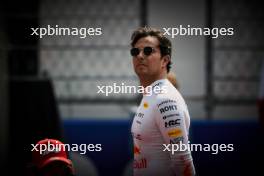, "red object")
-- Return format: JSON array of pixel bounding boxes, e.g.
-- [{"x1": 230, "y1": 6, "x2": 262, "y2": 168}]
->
[{"x1": 32, "y1": 138, "x2": 72, "y2": 169}]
